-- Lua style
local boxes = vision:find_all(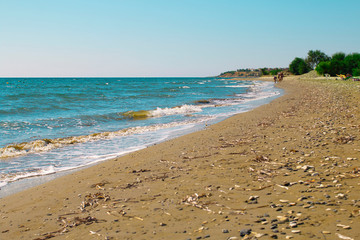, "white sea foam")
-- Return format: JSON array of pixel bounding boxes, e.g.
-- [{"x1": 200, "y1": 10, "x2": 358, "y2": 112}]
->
[
  {"x1": 223, "y1": 85, "x2": 248, "y2": 88},
  {"x1": 0, "y1": 181, "x2": 6, "y2": 188},
  {"x1": 0, "y1": 165, "x2": 56, "y2": 186},
  {"x1": 0, "y1": 116, "x2": 217, "y2": 189},
  {"x1": 149, "y1": 105, "x2": 202, "y2": 117},
  {"x1": 0, "y1": 115, "x2": 208, "y2": 159}
]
